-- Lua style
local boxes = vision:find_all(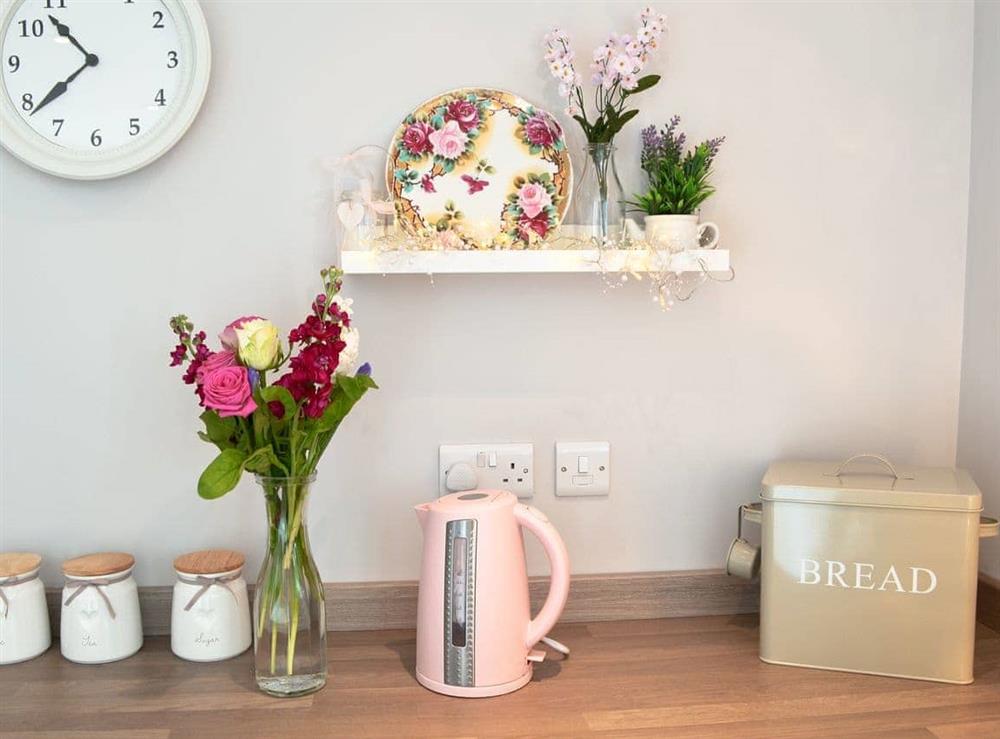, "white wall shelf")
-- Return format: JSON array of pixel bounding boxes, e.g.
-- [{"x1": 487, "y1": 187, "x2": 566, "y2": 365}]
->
[{"x1": 340, "y1": 248, "x2": 729, "y2": 275}]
